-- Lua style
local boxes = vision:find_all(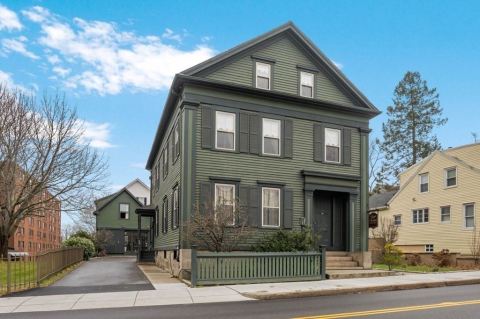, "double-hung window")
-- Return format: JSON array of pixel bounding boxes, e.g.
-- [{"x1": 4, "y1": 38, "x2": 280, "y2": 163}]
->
[
  {"x1": 215, "y1": 111, "x2": 235, "y2": 150},
  {"x1": 162, "y1": 197, "x2": 168, "y2": 233},
  {"x1": 464, "y1": 203, "x2": 475, "y2": 229},
  {"x1": 256, "y1": 62, "x2": 271, "y2": 90},
  {"x1": 262, "y1": 187, "x2": 281, "y2": 227},
  {"x1": 300, "y1": 71, "x2": 314, "y2": 98},
  {"x1": 412, "y1": 208, "x2": 429, "y2": 224},
  {"x1": 393, "y1": 214, "x2": 402, "y2": 226},
  {"x1": 215, "y1": 184, "x2": 235, "y2": 225},
  {"x1": 119, "y1": 203, "x2": 129, "y2": 219},
  {"x1": 445, "y1": 167, "x2": 457, "y2": 187},
  {"x1": 262, "y1": 118, "x2": 281, "y2": 156},
  {"x1": 174, "y1": 122, "x2": 180, "y2": 160},
  {"x1": 441, "y1": 206, "x2": 451, "y2": 223},
  {"x1": 419, "y1": 173, "x2": 429, "y2": 193},
  {"x1": 325, "y1": 128, "x2": 341, "y2": 163},
  {"x1": 172, "y1": 187, "x2": 179, "y2": 229}
]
